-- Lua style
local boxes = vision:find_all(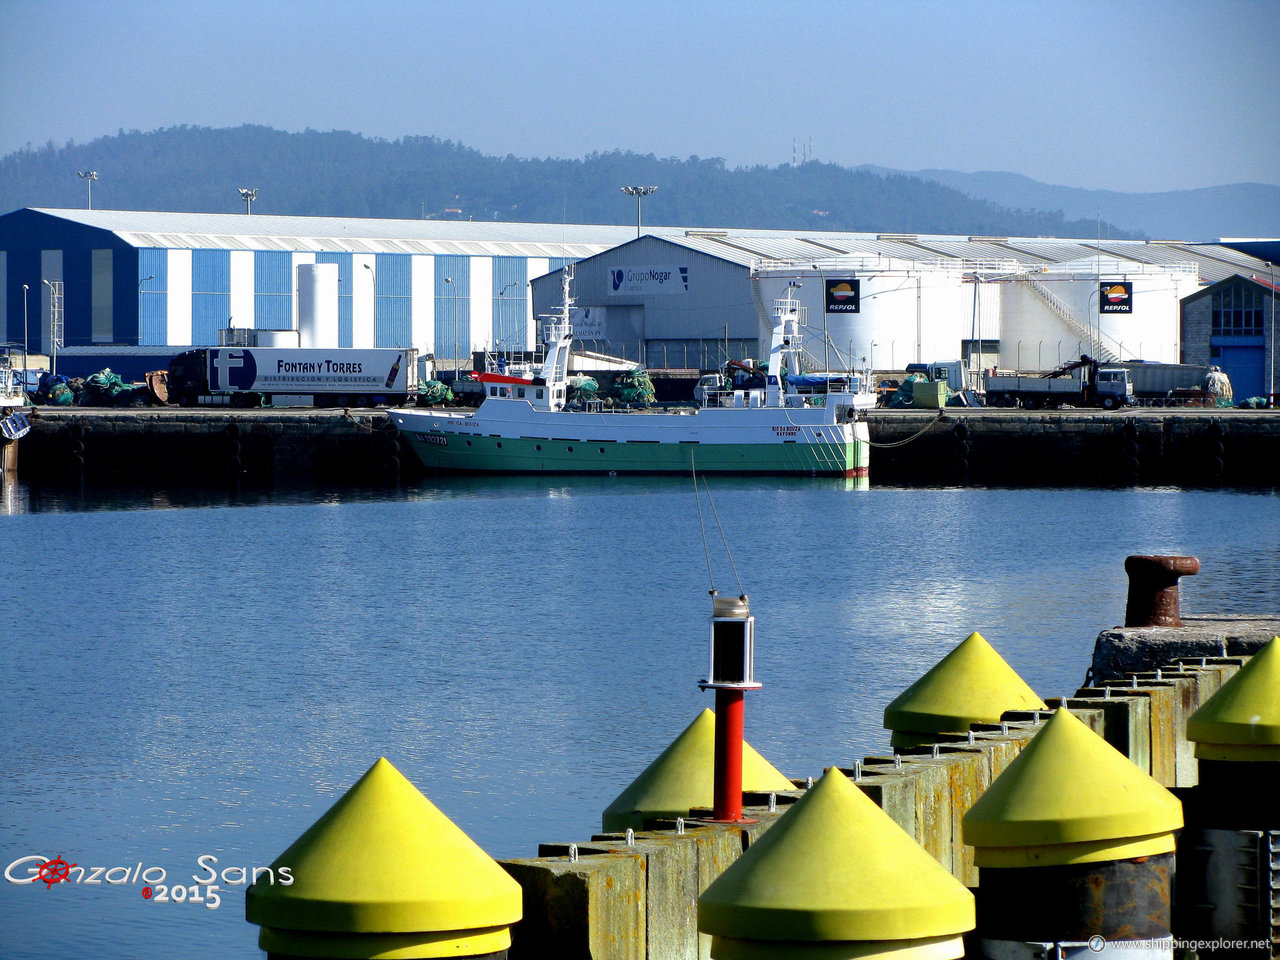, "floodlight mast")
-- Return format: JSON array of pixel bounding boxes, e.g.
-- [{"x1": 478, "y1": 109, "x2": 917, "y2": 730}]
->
[
  {"x1": 77, "y1": 171, "x2": 98, "y2": 209},
  {"x1": 620, "y1": 185, "x2": 657, "y2": 237},
  {"x1": 238, "y1": 188, "x2": 258, "y2": 214}
]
